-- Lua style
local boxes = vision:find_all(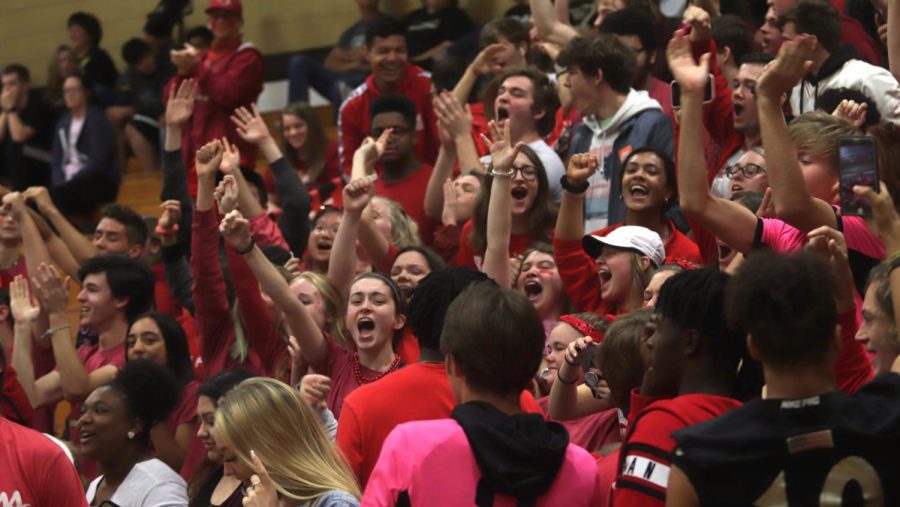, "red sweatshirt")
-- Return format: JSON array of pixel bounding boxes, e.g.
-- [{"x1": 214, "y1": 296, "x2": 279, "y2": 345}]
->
[
  {"x1": 166, "y1": 40, "x2": 264, "y2": 196},
  {"x1": 553, "y1": 222, "x2": 702, "y2": 314},
  {"x1": 190, "y1": 208, "x2": 281, "y2": 379},
  {"x1": 338, "y1": 63, "x2": 439, "y2": 175}
]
